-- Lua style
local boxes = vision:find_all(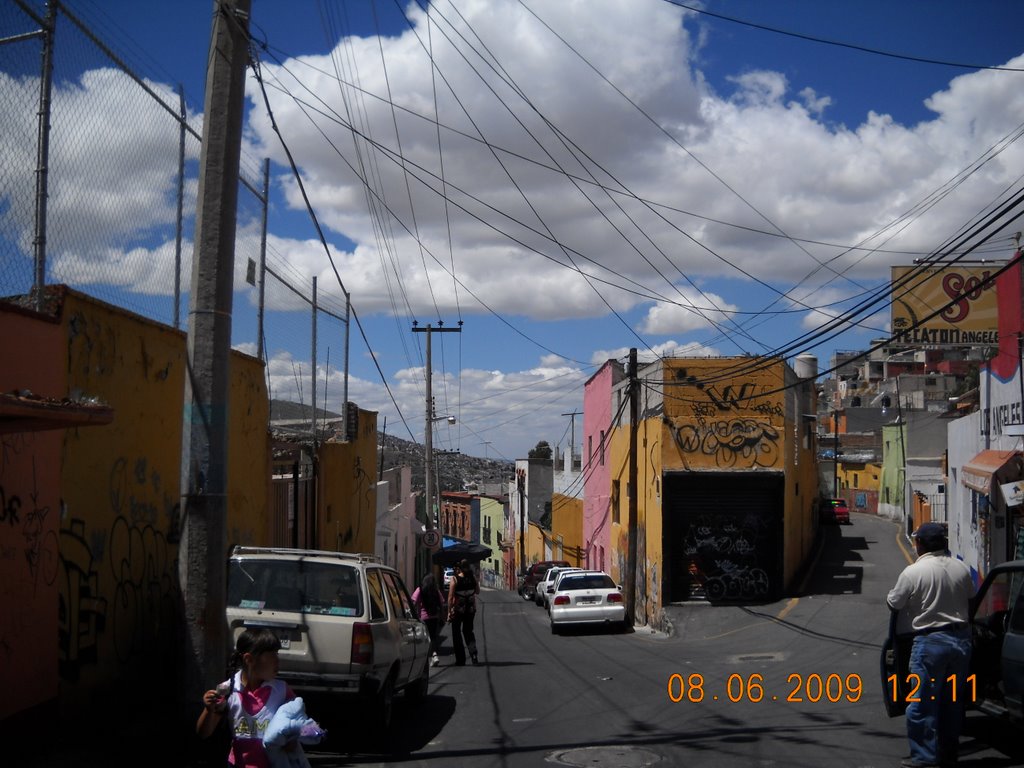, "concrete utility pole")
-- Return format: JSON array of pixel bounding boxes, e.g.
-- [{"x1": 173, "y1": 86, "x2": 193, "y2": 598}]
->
[
  {"x1": 180, "y1": 0, "x2": 251, "y2": 711},
  {"x1": 625, "y1": 349, "x2": 639, "y2": 626},
  {"x1": 561, "y1": 411, "x2": 581, "y2": 463},
  {"x1": 412, "y1": 322, "x2": 461, "y2": 531}
]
